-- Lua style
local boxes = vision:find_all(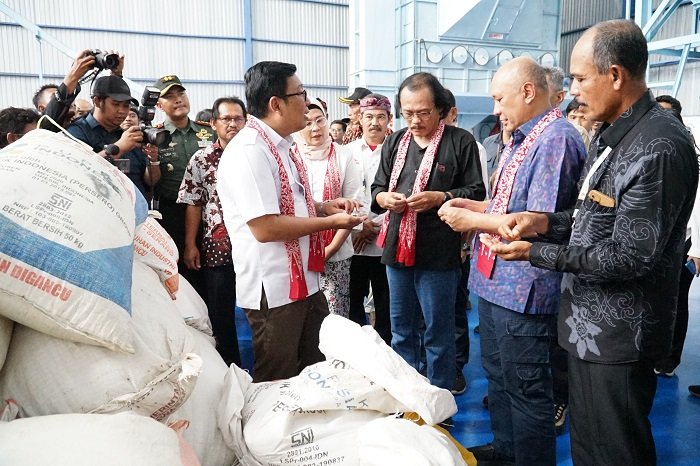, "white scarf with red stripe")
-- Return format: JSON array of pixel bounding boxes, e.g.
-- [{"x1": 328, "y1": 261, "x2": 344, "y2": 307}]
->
[
  {"x1": 246, "y1": 117, "x2": 325, "y2": 300},
  {"x1": 376, "y1": 121, "x2": 446, "y2": 266}
]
